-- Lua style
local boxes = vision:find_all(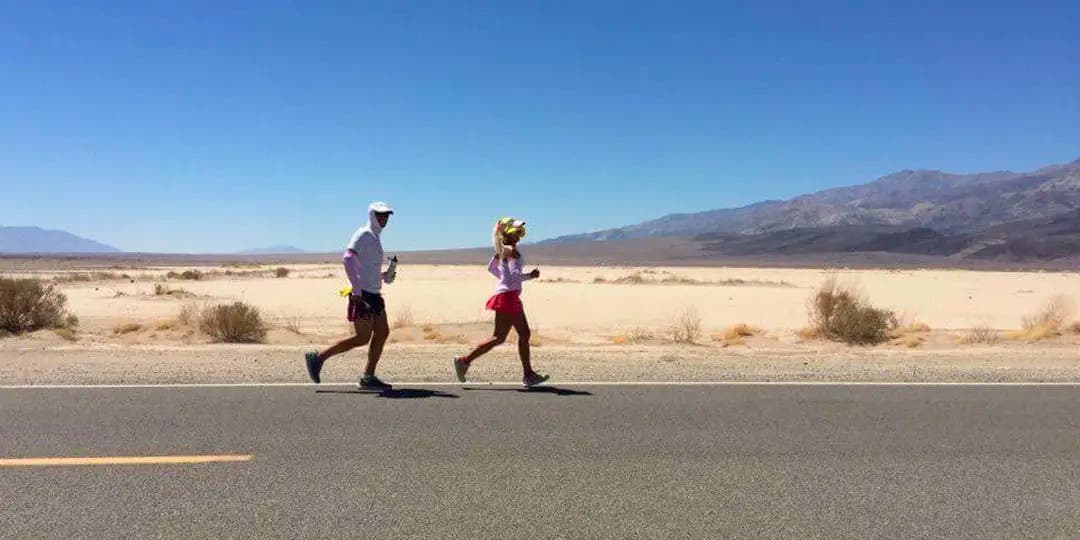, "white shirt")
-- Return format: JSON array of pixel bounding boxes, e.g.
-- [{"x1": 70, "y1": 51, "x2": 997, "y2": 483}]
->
[{"x1": 345, "y1": 206, "x2": 387, "y2": 293}]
